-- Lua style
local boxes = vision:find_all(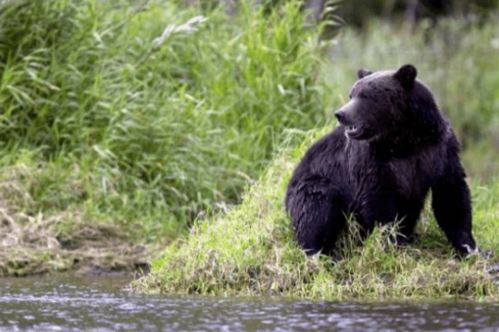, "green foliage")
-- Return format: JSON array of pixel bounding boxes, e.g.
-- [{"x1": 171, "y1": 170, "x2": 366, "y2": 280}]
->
[
  {"x1": 0, "y1": 0, "x2": 325, "y2": 234},
  {"x1": 135, "y1": 129, "x2": 499, "y2": 300}
]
